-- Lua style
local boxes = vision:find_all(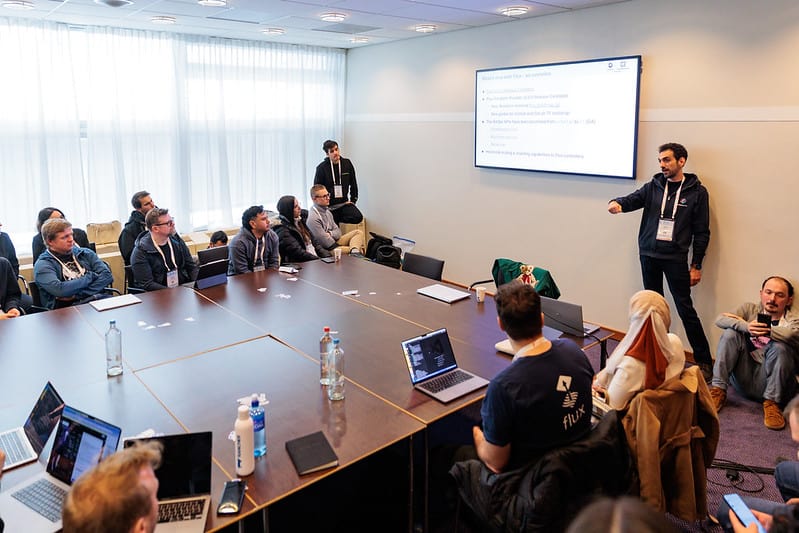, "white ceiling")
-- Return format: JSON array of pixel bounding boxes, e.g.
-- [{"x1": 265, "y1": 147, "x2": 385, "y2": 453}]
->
[{"x1": 1, "y1": 0, "x2": 627, "y2": 49}]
